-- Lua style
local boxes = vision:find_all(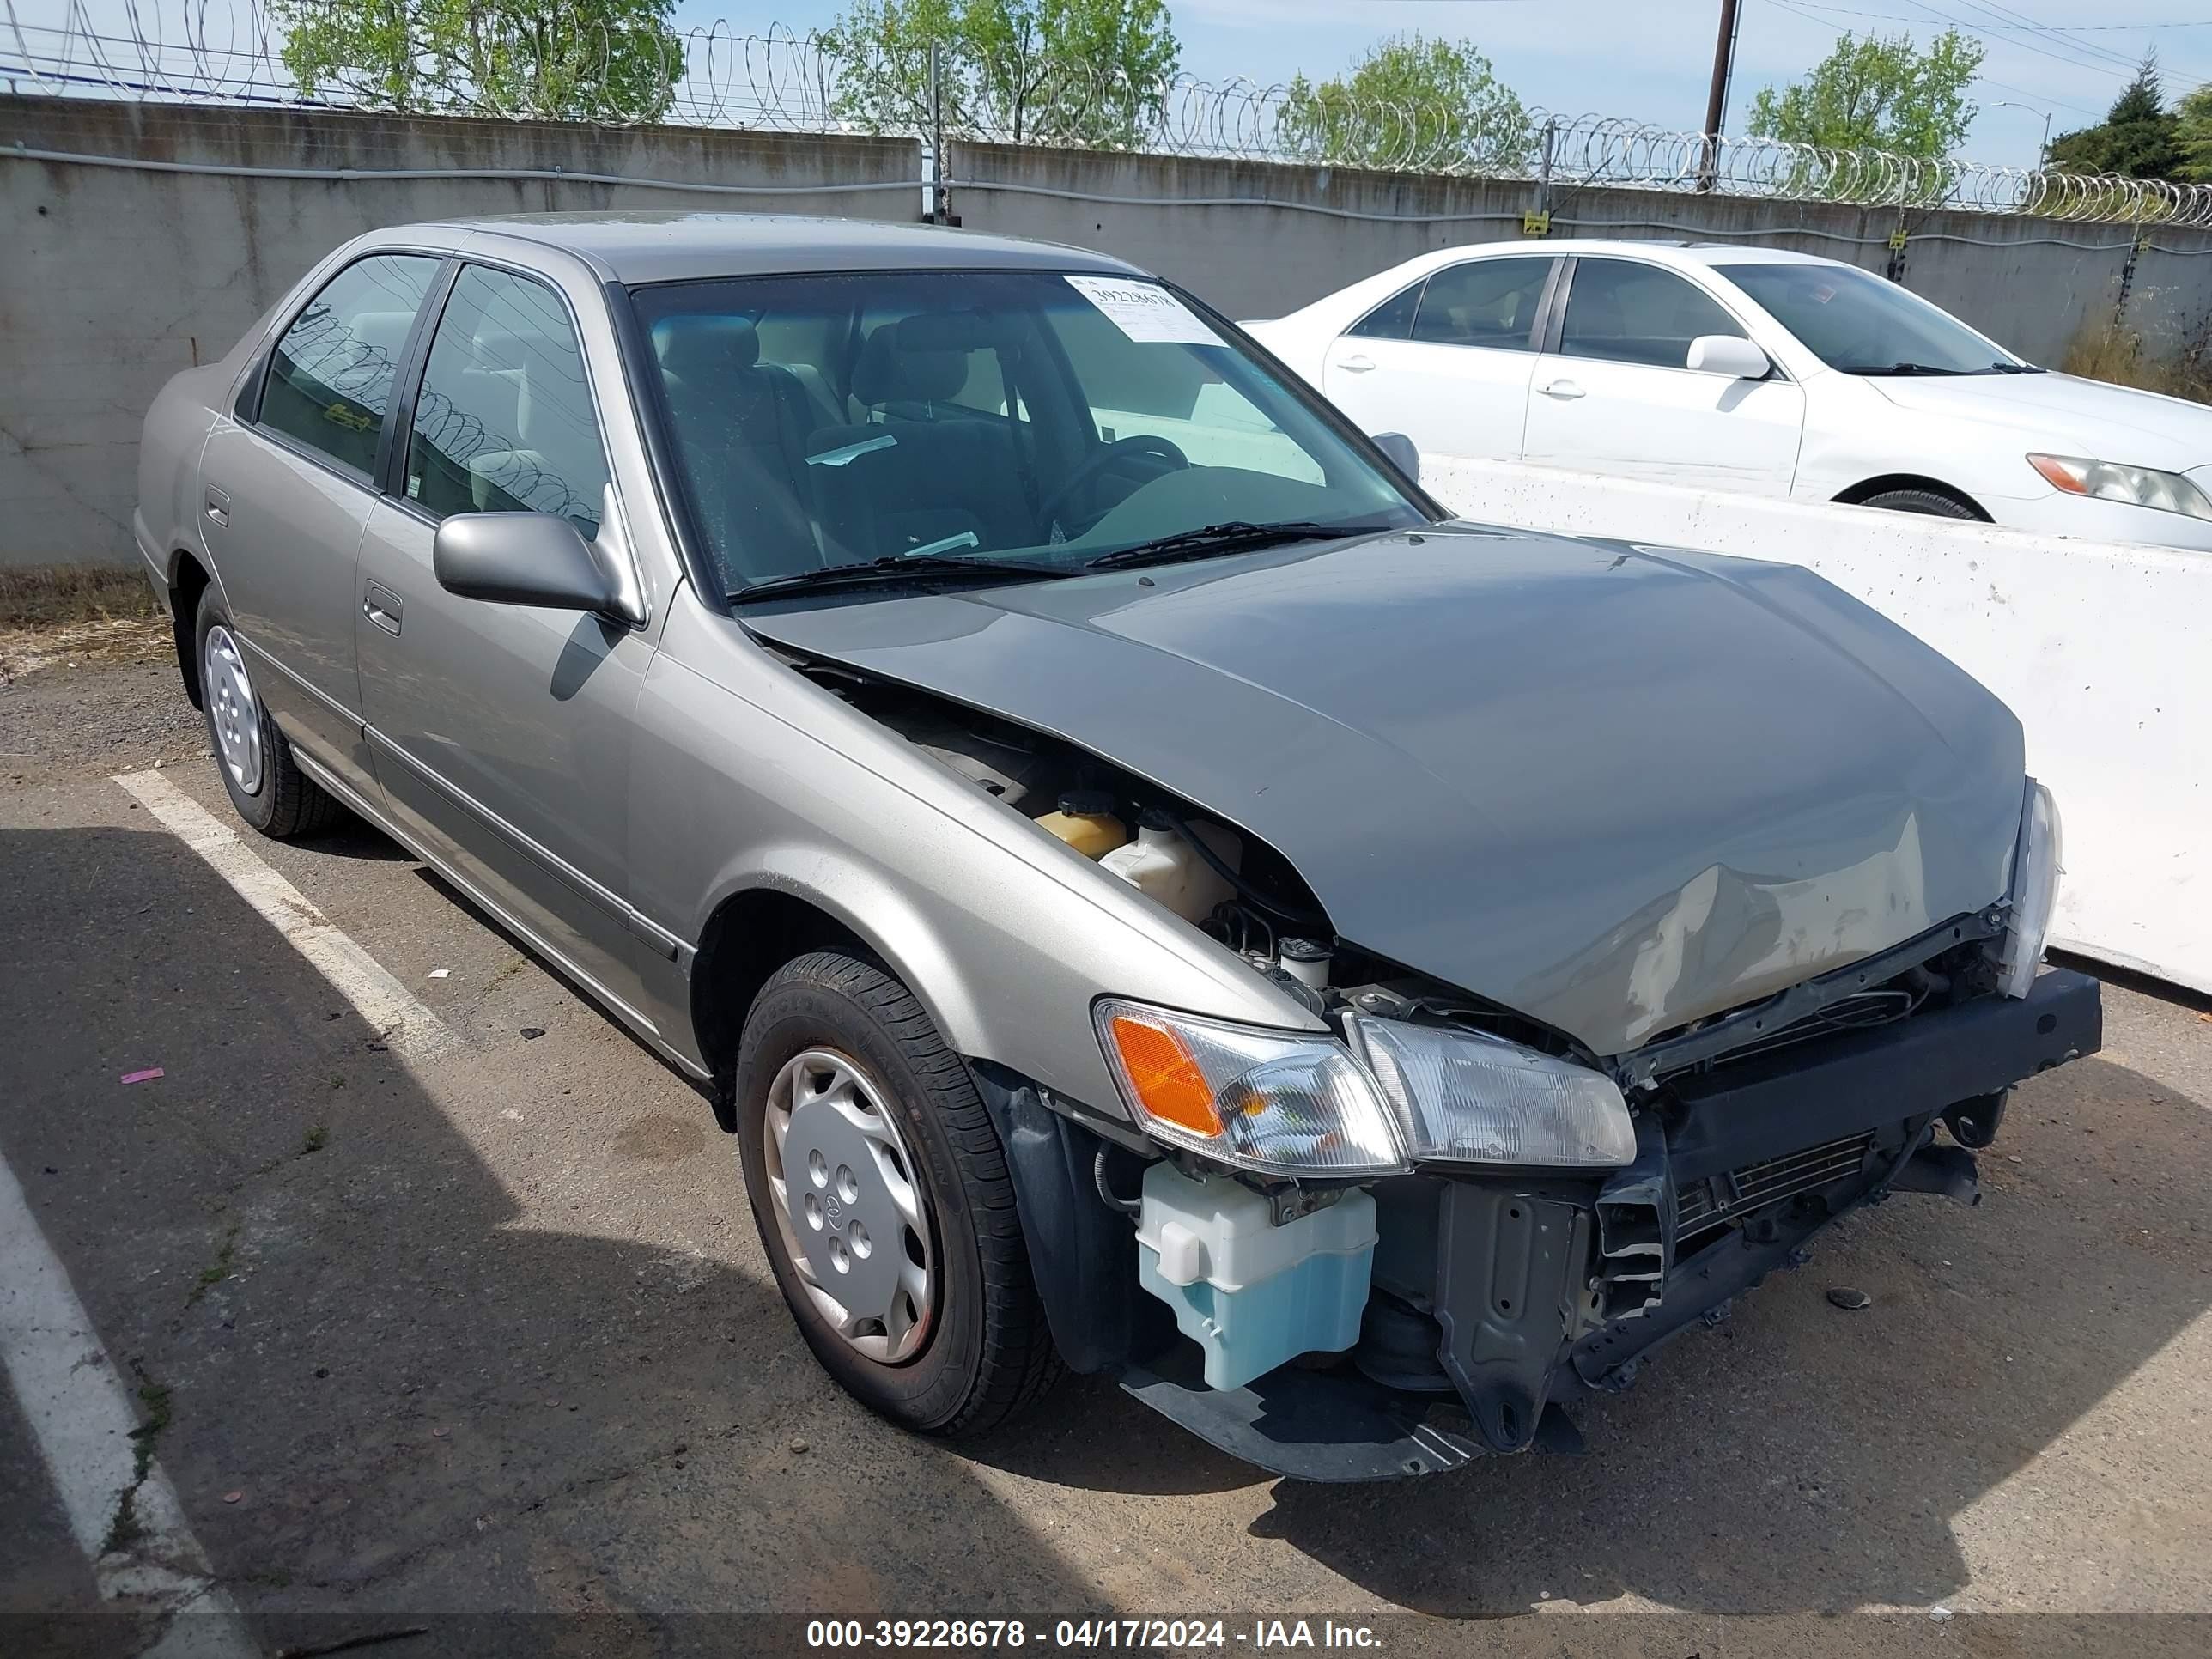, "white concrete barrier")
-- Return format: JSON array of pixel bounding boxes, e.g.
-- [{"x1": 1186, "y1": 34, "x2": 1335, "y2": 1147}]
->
[{"x1": 1424, "y1": 454, "x2": 2211, "y2": 997}]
